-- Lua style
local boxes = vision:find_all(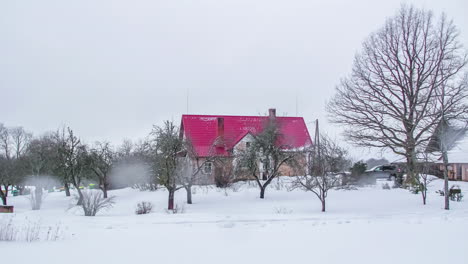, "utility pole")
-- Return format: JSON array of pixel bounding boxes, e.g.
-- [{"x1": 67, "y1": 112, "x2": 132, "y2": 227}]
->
[
  {"x1": 314, "y1": 119, "x2": 322, "y2": 176},
  {"x1": 295, "y1": 93, "x2": 298, "y2": 116},
  {"x1": 186, "y1": 89, "x2": 189, "y2": 114}
]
